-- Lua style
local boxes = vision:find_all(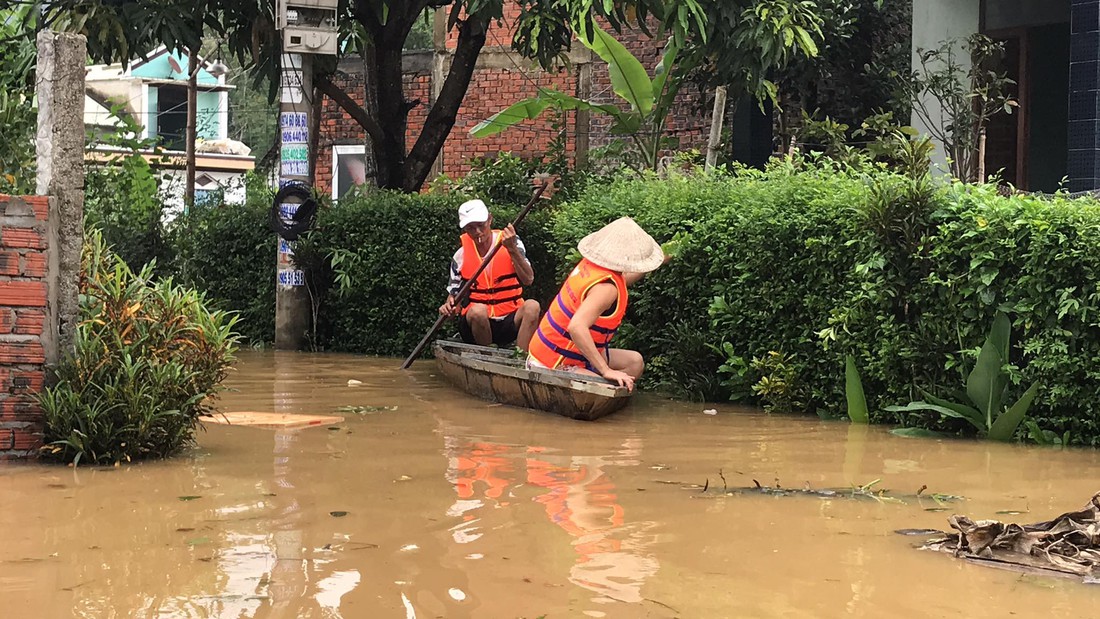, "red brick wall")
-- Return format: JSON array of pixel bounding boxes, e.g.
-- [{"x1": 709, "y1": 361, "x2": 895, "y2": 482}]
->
[
  {"x1": 0, "y1": 195, "x2": 49, "y2": 460},
  {"x1": 317, "y1": 4, "x2": 711, "y2": 195}
]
